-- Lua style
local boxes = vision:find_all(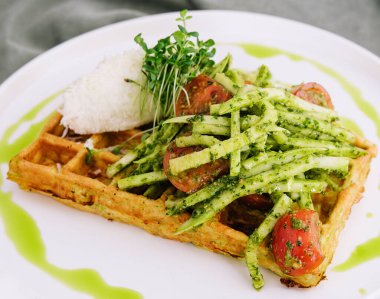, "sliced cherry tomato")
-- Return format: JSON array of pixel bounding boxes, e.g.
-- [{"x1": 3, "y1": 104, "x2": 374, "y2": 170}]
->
[
  {"x1": 292, "y1": 82, "x2": 334, "y2": 109},
  {"x1": 238, "y1": 194, "x2": 273, "y2": 211},
  {"x1": 271, "y1": 209, "x2": 324, "y2": 276},
  {"x1": 163, "y1": 142, "x2": 229, "y2": 194},
  {"x1": 175, "y1": 74, "x2": 232, "y2": 116}
]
